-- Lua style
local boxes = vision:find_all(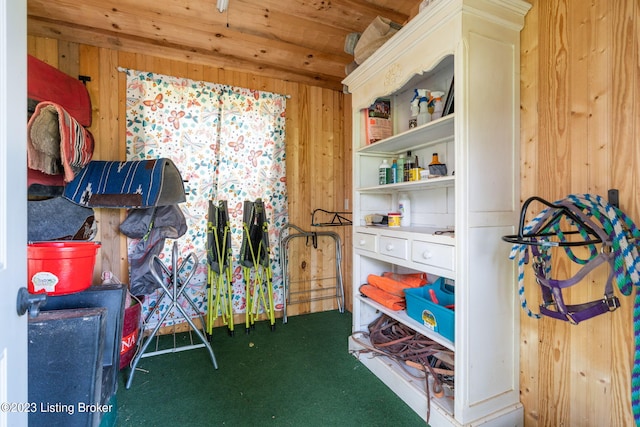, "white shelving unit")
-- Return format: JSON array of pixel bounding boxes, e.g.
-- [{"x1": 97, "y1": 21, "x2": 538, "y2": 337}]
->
[{"x1": 343, "y1": 1, "x2": 531, "y2": 426}]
